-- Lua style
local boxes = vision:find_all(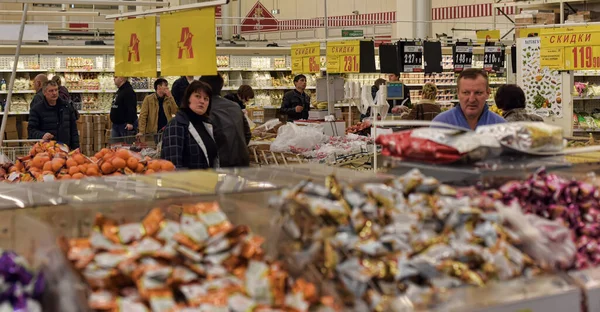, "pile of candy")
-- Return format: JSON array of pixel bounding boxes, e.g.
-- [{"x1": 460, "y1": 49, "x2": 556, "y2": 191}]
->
[
  {"x1": 271, "y1": 170, "x2": 574, "y2": 310},
  {"x1": 0, "y1": 250, "x2": 45, "y2": 310},
  {"x1": 65, "y1": 203, "x2": 331, "y2": 311},
  {"x1": 486, "y1": 169, "x2": 600, "y2": 269}
]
